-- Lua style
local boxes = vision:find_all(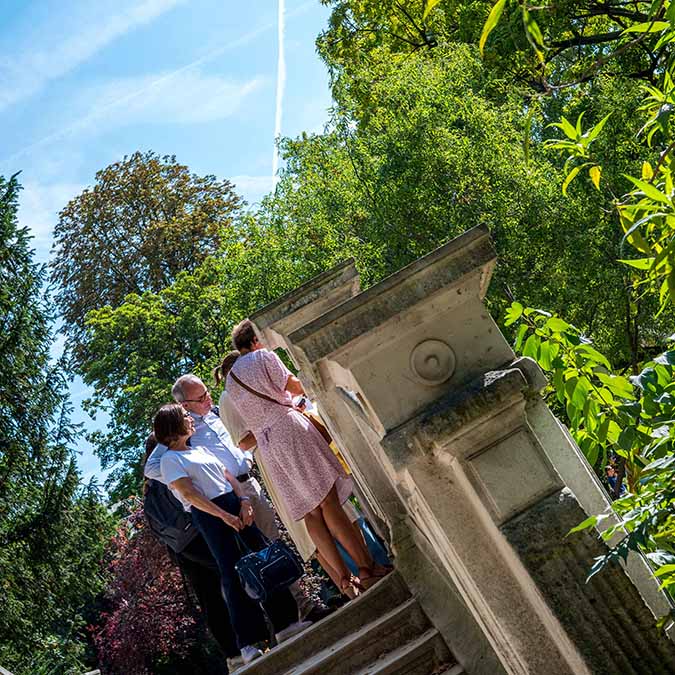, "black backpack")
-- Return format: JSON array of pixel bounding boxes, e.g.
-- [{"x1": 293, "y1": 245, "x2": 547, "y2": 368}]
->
[{"x1": 143, "y1": 479, "x2": 199, "y2": 553}]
